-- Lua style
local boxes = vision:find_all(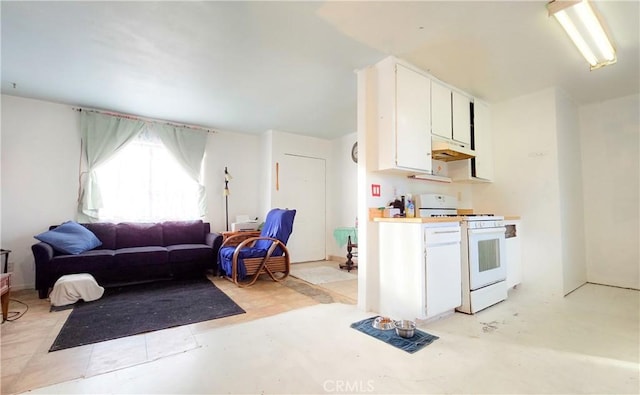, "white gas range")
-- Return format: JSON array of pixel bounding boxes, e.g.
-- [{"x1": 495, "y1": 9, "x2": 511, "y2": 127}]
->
[{"x1": 417, "y1": 194, "x2": 508, "y2": 314}]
